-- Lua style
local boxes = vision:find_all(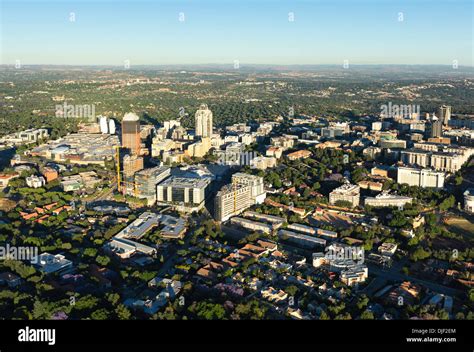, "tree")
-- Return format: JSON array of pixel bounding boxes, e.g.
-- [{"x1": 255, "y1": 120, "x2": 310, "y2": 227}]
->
[
  {"x1": 115, "y1": 304, "x2": 132, "y2": 319},
  {"x1": 360, "y1": 310, "x2": 374, "y2": 320},
  {"x1": 96, "y1": 255, "x2": 110, "y2": 266}
]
